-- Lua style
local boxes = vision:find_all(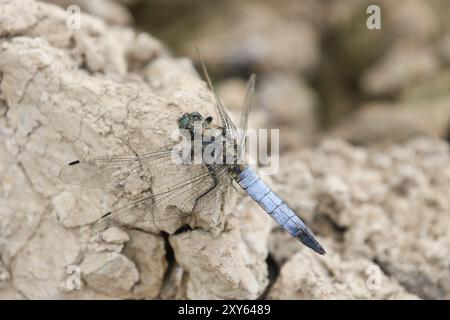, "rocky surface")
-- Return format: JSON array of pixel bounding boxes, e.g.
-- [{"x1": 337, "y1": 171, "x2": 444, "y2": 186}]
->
[
  {"x1": 1, "y1": 0, "x2": 449, "y2": 300},
  {"x1": 0, "y1": 0, "x2": 266, "y2": 299},
  {"x1": 268, "y1": 250, "x2": 417, "y2": 299},
  {"x1": 42, "y1": 0, "x2": 134, "y2": 26},
  {"x1": 330, "y1": 98, "x2": 450, "y2": 145},
  {"x1": 169, "y1": 1, "x2": 320, "y2": 75},
  {"x1": 267, "y1": 138, "x2": 450, "y2": 299}
]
